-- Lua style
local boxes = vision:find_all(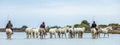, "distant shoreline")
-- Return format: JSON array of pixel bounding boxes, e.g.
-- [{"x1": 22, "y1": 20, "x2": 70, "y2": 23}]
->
[{"x1": 0, "y1": 28, "x2": 25, "y2": 32}]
